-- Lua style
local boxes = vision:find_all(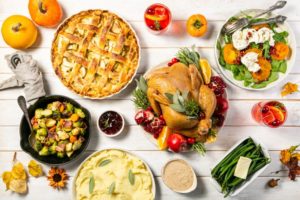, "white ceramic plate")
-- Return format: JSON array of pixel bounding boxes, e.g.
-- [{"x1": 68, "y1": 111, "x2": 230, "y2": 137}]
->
[
  {"x1": 215, "y1": 9, "x2": 296, "y2": 91},
  {"x1": 210, "y1": 136, "x2": 271, "y2": 197},
  {"x1": 72, "y1": 148, "x2": 156, "y2": 200},
  {"x1": 136, "y1": 61, "x2": 228, "y2": 150}
]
